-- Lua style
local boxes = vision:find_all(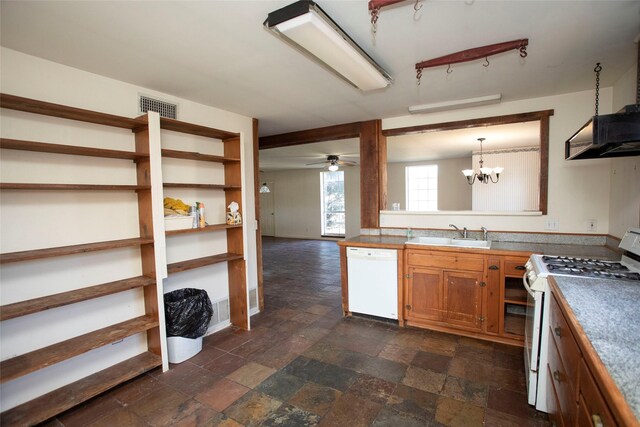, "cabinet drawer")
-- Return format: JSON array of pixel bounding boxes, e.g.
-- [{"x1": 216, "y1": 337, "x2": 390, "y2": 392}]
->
[
  {"x1": 550, "y1": 294, "x2": 581, "y2": 390},
  {"x1": 406, "y1": 251, "x2": 484, "y2": 272},
  {"x1": 578, "y1": 359, "x2": 616, "y2": 427},
  {"x1": 547, "y1": 364, "x2": 565, "y2": 427},
  {"x1": 548, "y1": 336, "x2": 577, "y2": 427},
  {"x1": 504, "y1": 257, "x2": 528, "y2": 277}
]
